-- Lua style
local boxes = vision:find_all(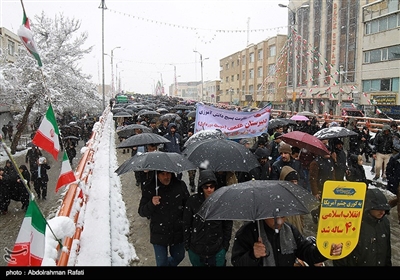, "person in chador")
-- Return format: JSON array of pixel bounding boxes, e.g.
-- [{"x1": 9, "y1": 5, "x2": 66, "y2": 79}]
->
[
  {"x1": 183, "y1": 169, "x2": 233, "y2": 266},
  {"x1": 138, "y1": 170, "x2": 189, "y2": 266}
]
